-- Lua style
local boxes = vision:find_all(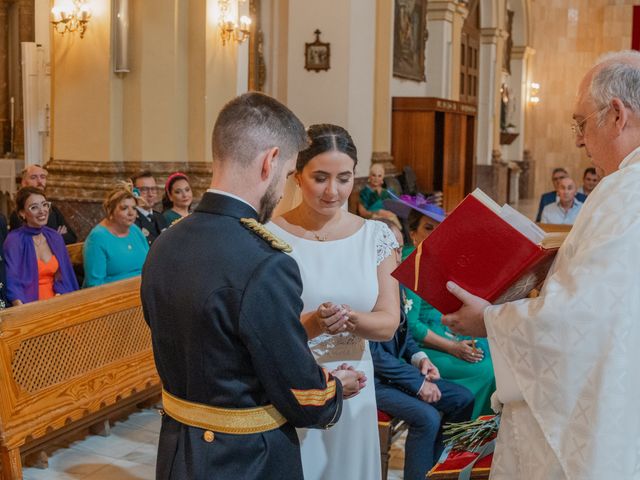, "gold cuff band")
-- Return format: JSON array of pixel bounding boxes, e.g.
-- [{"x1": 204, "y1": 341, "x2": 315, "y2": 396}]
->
[{"x1": 162, "y1": 389, "x2": 287, "y2": 435}]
